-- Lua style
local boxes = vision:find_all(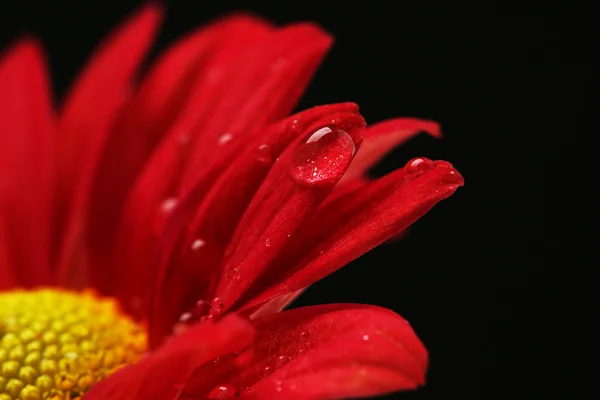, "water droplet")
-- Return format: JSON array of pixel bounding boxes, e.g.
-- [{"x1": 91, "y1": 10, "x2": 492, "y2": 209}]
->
[
  {"x1": 362, "y1": 334, "x2": 370, "y2": 341},
  {"x1": 190, "y1": 238, "x2": 205, "y2": 250},
  {"x1": 404, "y1": 157, "x2": 435, "y2": 182},
  {"x1": 160, "y1": 197, "x2": 178, "y2": 213},
  {"x1": 218, "y1": 132, "x2": 233, "y2": 145},
  {"x1": 299, "y1": 331, "x2": 311, "y2": 346},
  {"x1": 290, "y1": 127, "x2": 356, "y2": 187},
  {"x1": 193, "y1": 299, "x2": 210, "y2": 316},
  {"x1": 179, "y1": 312, "x2": 192, "y2": 322},
  {"x1": 263, "y1": 365, "x2": 273, "y2": 377},
  {"x1": 211, "y1": 297, "x2": 224, "y2": 313},
  {"x1": 265, "y1": 238, "x2": 272, "y2": 247},
  {"x1": 274, "y1": 380, "x2": 283, "y2": 392},
  {"x1": 256, "y1": 144, "x2": 272, "y2": 164},
  {"x1": 208, "y1": 384, "x2": 237, "y2": 398},
  {"x1": 275, "y1": 355, "x2": 288, "y2": 368}
]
